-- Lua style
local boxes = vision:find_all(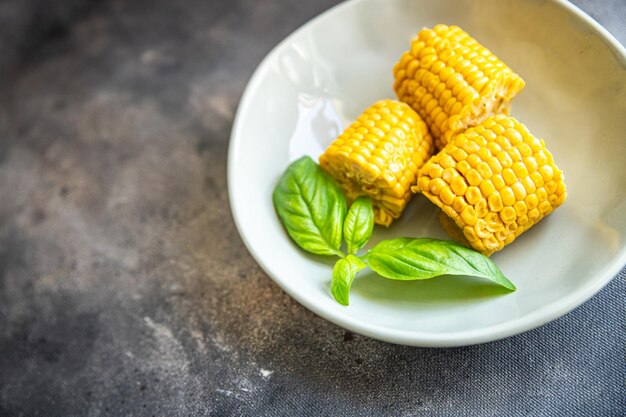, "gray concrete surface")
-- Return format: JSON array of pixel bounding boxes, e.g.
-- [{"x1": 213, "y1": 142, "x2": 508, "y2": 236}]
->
[{"x1": 0, "y1": 0, "x2": 624, "y2": 415}]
